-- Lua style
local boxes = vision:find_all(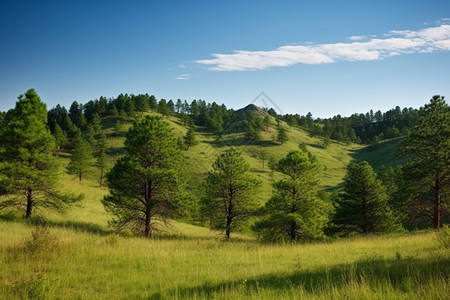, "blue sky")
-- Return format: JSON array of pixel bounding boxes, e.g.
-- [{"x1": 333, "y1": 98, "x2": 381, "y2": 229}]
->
[{"x1": 1, "y1": 0, "x2": 450, "y2": 118}]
